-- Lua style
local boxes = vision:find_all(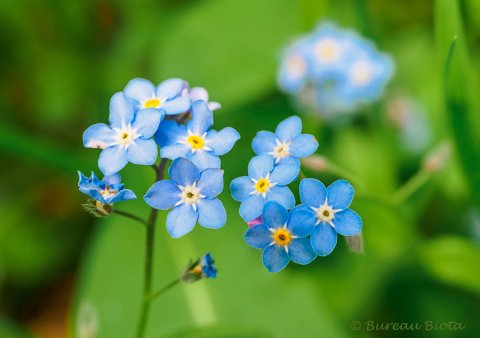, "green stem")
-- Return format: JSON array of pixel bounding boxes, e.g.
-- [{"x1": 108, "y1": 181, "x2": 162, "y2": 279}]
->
[
  {"x1": 113, "y1": 210, "x2": 147, "y2": 226},
  {"x1": 392, "y1": 169, "x2": 431, "y2": 205},
  {"x1": 325, "y1": 160, "x2": 363, "y2": 189},
  {"x1": 146, "y1": 278, "x2": 180, "y2": 302}
]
